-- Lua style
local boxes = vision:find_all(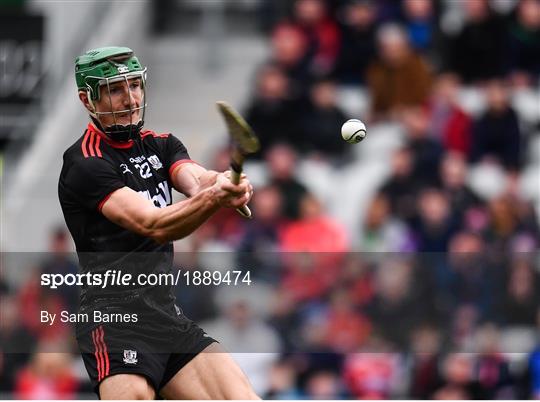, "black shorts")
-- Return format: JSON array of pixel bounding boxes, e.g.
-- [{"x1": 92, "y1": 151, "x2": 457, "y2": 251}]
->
[{"x1": 77, "y1": 306, "x2": 216, "y2": 397}]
